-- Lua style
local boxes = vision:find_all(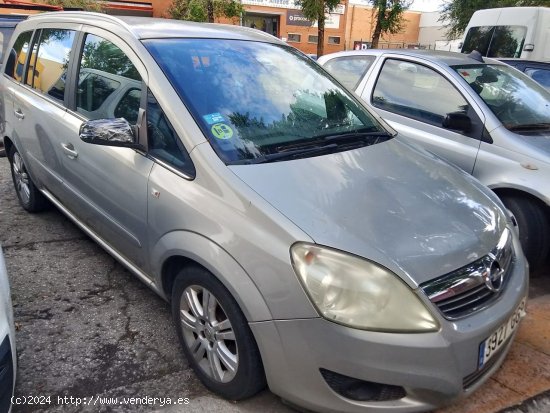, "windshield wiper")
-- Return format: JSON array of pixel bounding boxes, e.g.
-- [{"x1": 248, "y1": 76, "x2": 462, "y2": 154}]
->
[
  {"x1": 231, "y1": 143, "x2": 340, "y2": 165},
  {"x1": 255, "y1": 143, "x2": 339, "y2": 163},
  {"x1": 318, "y1": 130, "x2": 394, "y2": 144},
  {"x1": 230, "y1": 130, "x2": 393, "y2": 165},
  {"x1": 276, "y1": 130, "x2": 393, "y2": 152},
  {"x1": 508, "y1": 123, "x2": 550, "y2": 132}
]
